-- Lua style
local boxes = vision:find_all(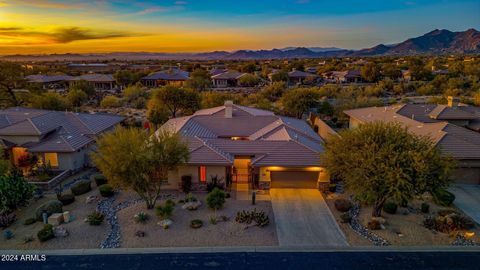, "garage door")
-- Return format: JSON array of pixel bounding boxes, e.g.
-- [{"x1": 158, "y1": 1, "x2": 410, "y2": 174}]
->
[
  {"x1": 270, "y1": 171, "x2": 319, "y2": 189},
  {"x1": 453, "y1": 168, "x2": 480, "y2": 185}
]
